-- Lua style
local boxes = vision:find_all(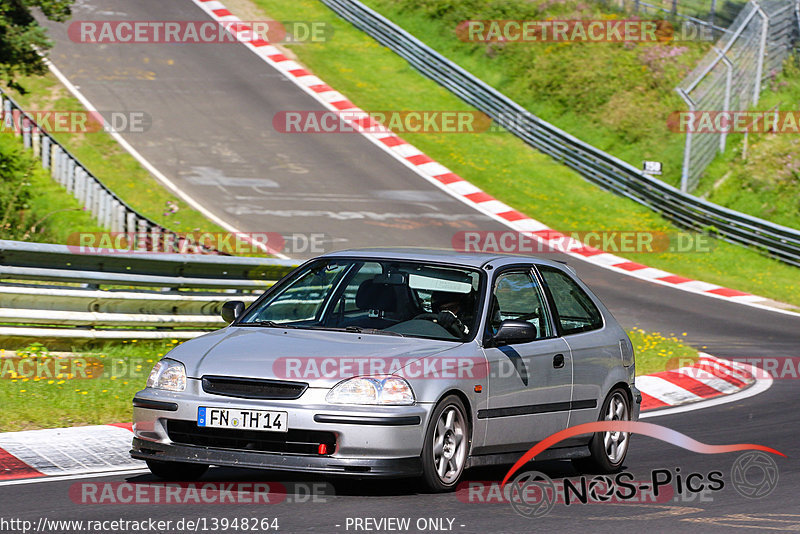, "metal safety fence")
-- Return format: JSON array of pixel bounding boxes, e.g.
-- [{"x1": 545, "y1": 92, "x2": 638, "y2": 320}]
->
[
  {"x1": 320, "y1": 0, "x2": 800, "y2": 267},
  {"x1": 0, "y1": 240, "x2": 297, "y2": 343},
  {"x1": 601, "y1": 0, "x2": 749, "y2": 33},
  {"x1": 677, "y1": 0, "x2": 798, "y2": 191}
]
